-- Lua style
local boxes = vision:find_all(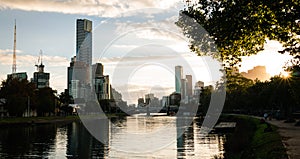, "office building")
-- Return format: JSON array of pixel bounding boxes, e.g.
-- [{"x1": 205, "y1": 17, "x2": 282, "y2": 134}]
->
[
  {"x1": 32, "y1": 62, "x2": 50, "y2": 89},
  {"x1": 145, "y1": 93, "x2": 155, "y2": 105},
  {"x1": 67, "y1": 56, "x2": 76, "y2": 96},
  {"x1": 175, "y1": 66, "x2": 183, "y2": 93},
  {"x1": 186, "y1": 75, "x2": 192, "y2": 97},
  {"x1": 93, "y1": 63, "x2": 110, "y2": 100},
  {"x1": 7, "y1": 72, "x2": 27, "y2": 81},
  {"x1": 76, "y1": 19, "x2": 92, "y2": 66}
]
